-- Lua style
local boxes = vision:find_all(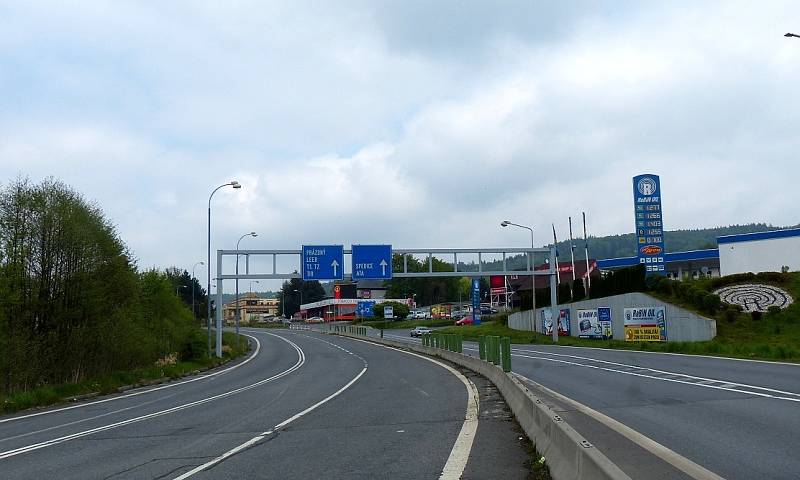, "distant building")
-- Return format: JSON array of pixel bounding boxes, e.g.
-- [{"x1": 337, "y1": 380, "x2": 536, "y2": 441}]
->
[
  {"x1": 595, "y1": 227, "x2": 800, "y2": 279},
  {"x1": 509, "y1": 260, "x2": 601, "y2": 292},
  {"x1": 223, "y1": 293, "x2": 279, "y2": 323},
  {"x1": 717, "y1": 227, "x2": 800, "y2": 276},
  {"x1": 597, "y1": 249, "x2": 720, "y2": 280}
]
